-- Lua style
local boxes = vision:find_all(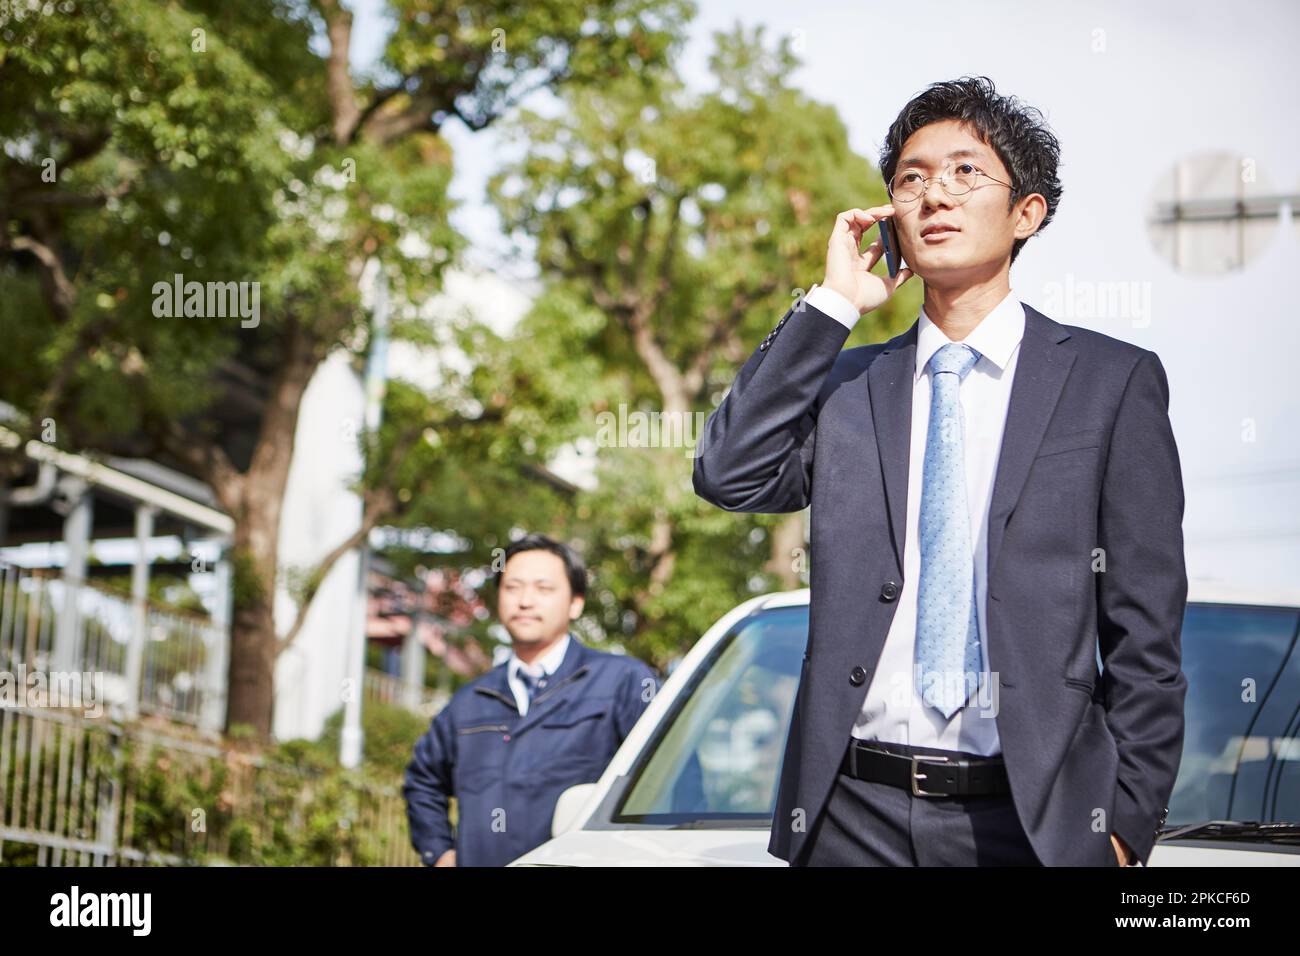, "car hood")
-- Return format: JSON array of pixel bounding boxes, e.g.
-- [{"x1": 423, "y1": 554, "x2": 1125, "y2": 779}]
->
[
  {"x1": 509, "y1": 828, "x2": 786, "y2": 867},
  {"x1": 508, "y1": 827, "x2": 1300, "y2": 866}
]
